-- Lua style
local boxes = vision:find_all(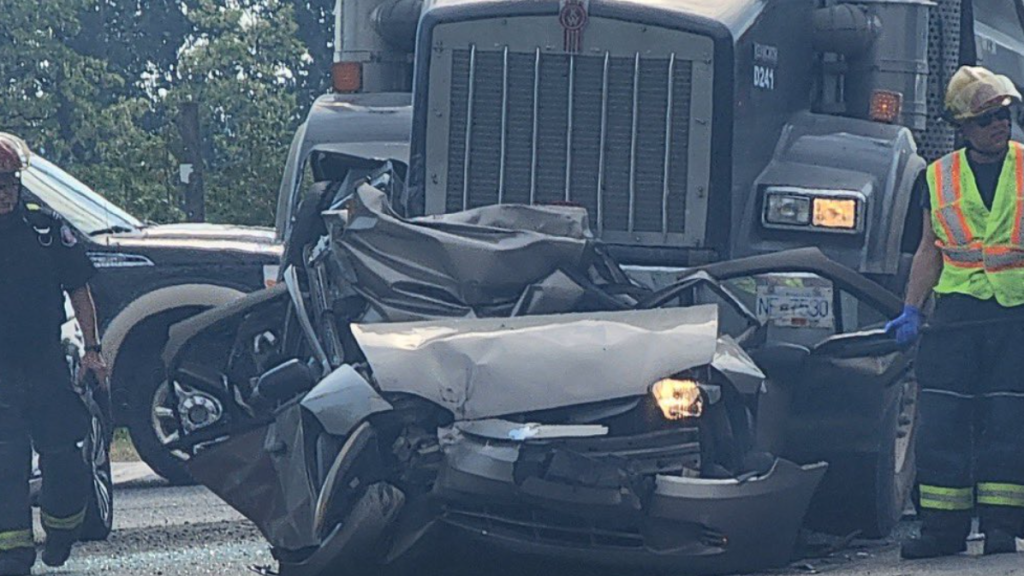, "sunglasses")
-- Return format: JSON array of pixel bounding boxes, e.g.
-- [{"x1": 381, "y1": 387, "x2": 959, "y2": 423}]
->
[{"x1": 973, "y1": 107, "x2": 1012, "y2": 128}]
